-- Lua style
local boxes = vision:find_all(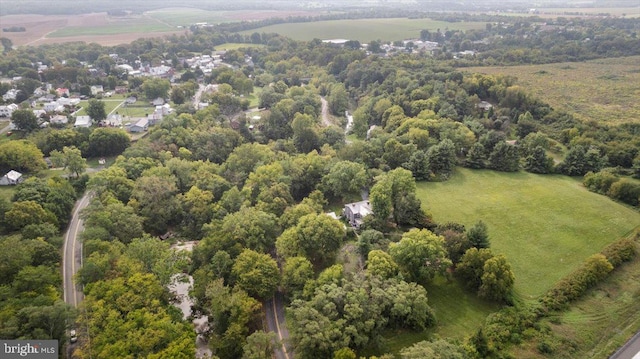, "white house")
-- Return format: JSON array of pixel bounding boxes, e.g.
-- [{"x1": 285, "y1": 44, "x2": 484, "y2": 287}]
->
[
  {"x1": 0, "y1": 104, "x2": 18, "y2": 118},
  {"x1": 0, "y1": 170, "x2": 23, "y2": 186},
  {"x1": 90, "y1": 85, "x2": 104, "y2": 96},
  {"x1": 74, "y1": 115, "x2": 93, "y2": 128},
  {"x1": 44, "y1": 102, "x2": 63, "y2": 112},
  {"x1": 50, "y1": 115, "x2": 69, "y2": 125},
  {"x1": 2, "y1": 89, "x2": 18, "y2": 101}
]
